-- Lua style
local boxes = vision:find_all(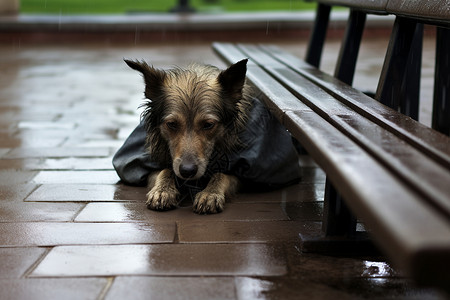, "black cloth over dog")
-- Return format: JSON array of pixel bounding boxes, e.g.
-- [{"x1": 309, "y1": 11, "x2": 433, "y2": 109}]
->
[{"x1": 113, "y1": 98, "x2": 301, "y2": 196}]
